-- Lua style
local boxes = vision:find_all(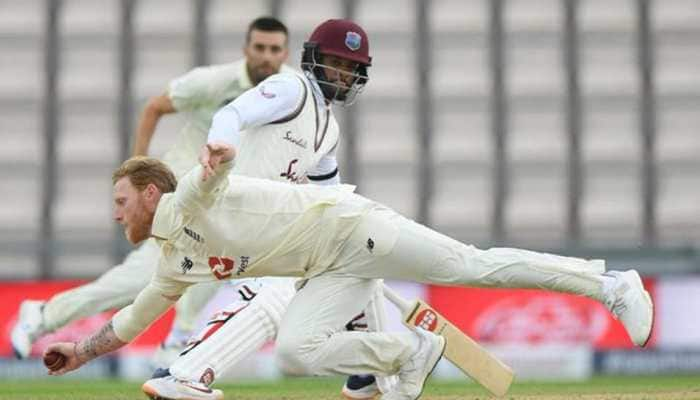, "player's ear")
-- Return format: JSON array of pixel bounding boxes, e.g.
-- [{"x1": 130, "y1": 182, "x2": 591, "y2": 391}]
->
[{"x1": 144, "y1": 183, "x2": 160, "y2": 200}]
